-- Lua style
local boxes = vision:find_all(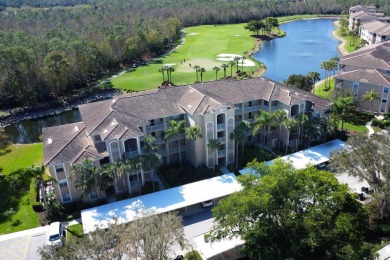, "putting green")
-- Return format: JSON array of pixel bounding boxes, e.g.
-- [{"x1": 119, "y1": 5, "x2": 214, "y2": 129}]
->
[{"x1": 110, "y1": 23, "x2": 260, "y2": 91}]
